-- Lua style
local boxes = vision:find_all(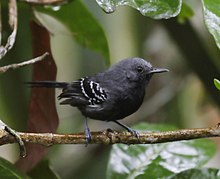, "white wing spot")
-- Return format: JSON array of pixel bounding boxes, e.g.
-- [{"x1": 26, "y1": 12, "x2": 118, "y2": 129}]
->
[{"x1": 90, "y1": 81, "x2": 103, "y2": 101}]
